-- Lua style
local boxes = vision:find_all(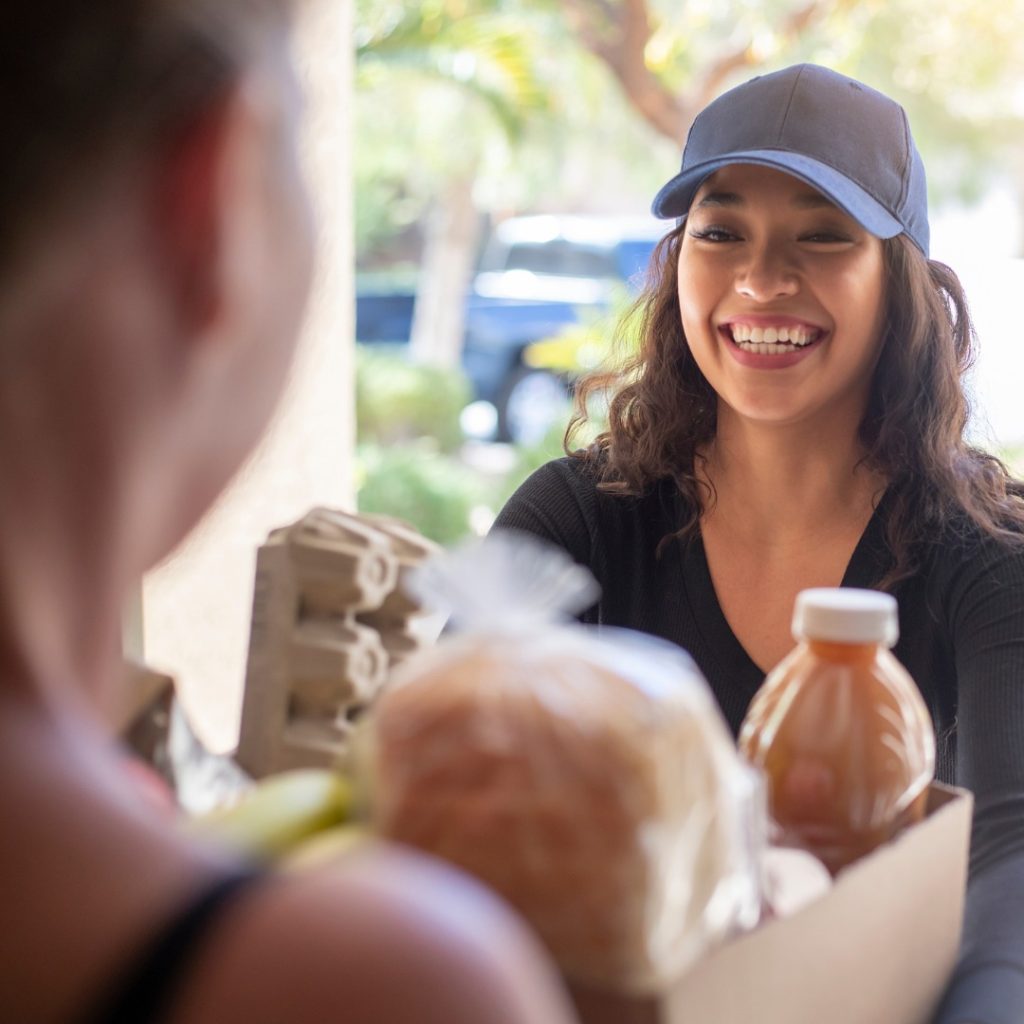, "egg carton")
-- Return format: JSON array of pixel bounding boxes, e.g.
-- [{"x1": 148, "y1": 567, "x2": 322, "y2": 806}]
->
[{"x1": 236, "y1": 508, "x2": 440, "y2": 779}]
